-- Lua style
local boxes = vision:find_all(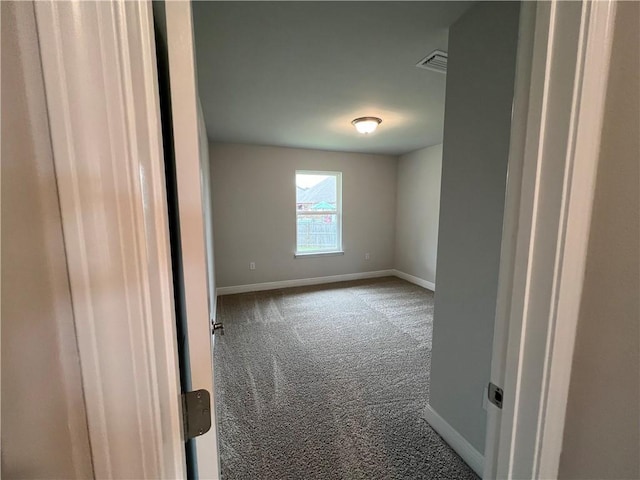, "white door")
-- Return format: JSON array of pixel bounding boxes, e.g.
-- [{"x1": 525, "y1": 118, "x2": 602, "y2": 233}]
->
[{"x1": 163, "y1": 2, "x2": 221, "y2": 479}]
